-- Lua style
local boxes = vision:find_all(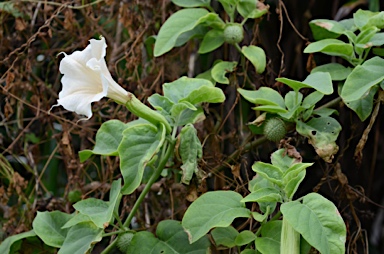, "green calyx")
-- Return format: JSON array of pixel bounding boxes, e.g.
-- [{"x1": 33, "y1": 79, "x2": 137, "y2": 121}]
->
[
  {"x1": 223, "y1": 23, "x2": 244, "y2": 44},
  {"x1": 263, "y1": 117, "x2": 287, "y2": 142}
]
